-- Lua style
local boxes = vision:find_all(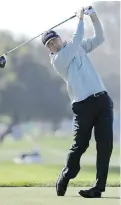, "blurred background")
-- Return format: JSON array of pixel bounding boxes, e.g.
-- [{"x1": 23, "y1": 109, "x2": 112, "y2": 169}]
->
[{"x1": 0, "y1": 1, "x2": 120, "y2": 186}]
